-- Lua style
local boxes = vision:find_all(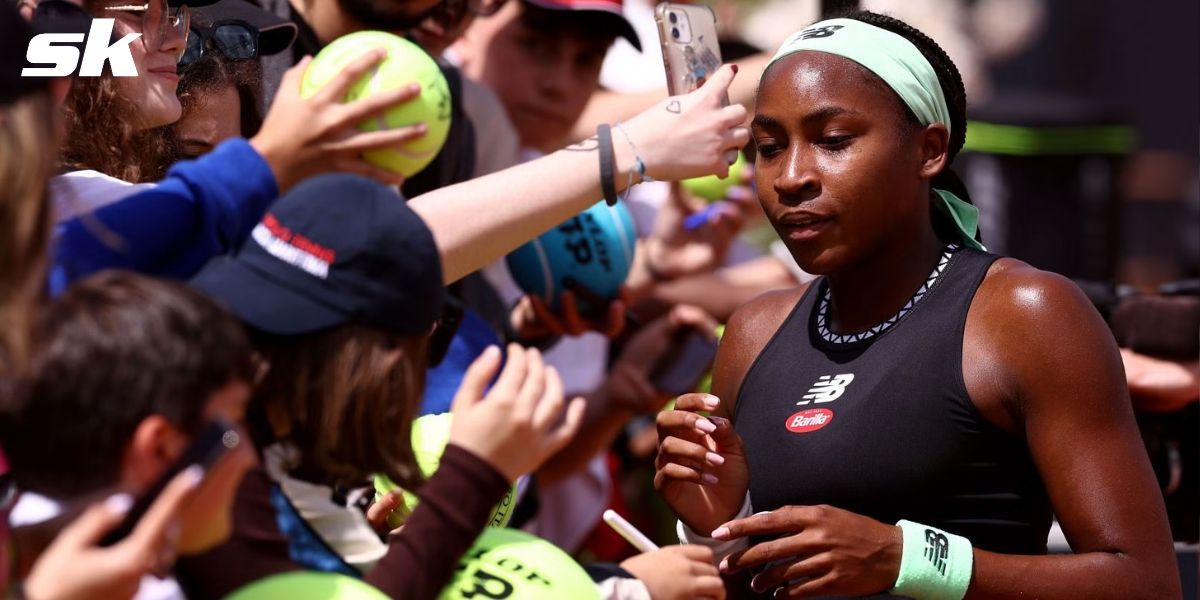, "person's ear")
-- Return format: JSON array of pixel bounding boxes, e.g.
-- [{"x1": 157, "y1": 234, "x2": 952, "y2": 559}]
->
[
  {"x1": 122, "y1": 415, "x2": 189, "y2": 491},
  {"x1": 917, "y1": 122, "x2": 950, "y2": 180}
]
